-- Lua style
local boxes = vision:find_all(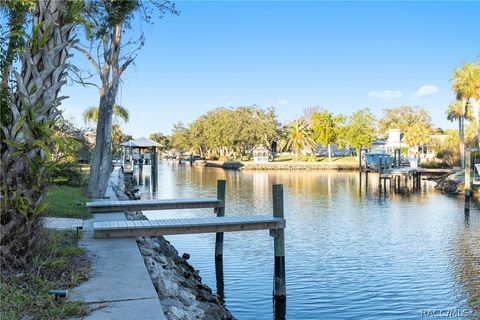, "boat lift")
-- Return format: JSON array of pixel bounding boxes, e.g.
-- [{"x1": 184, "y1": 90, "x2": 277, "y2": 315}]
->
[{"x1": 471, "y1": 148, "x2": 480, "y2": 185}]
